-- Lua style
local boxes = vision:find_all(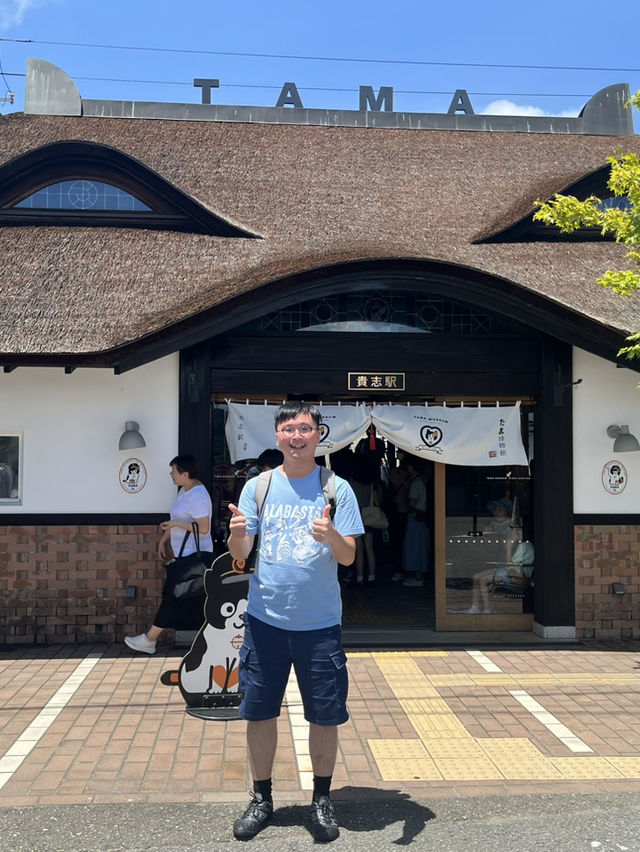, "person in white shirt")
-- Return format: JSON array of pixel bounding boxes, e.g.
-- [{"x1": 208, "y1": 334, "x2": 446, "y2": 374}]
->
[{"x1": 124, "y1": 453, "x2": 212, "y2": 655}]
